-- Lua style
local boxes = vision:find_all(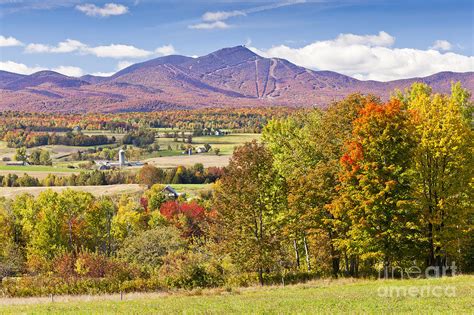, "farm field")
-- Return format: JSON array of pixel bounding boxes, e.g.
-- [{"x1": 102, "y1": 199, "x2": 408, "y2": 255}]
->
[
  {"x1": 0, "y1": 165, "x2": 77, "y2": 172},
  {"x1": 190, "y1": 133, "x2": 261, "y2": 155},
  {"x1": 154, "y1": 133, "x2": 260, "y2": 156},
  {"x1": 170, "y1": 183, "x2": 213, "y2": 197},
  {"x1": 0, "y1": 184, "x2": 144, "y2": 199},
  {"x1": 142, "y1": 132, "x2": 259, "y2": 168},
  {"x1": 0, "y1": 184, "x2": 209, "y2": 199},
  {"x1": 0, "y1": 133, "x2": 258, "y2": 172},
  {"x1": 0, "y1": 165, "x2": 81, "y2": 180},
  {"x1": 0, "y1": 142, "x2": 117, "y2": 160},
  {"x1": 1, "y1": 276, "x2": 472, "y2": 314},
  {"x1": 145, "y1": 154, "x2": 230, "y2": 168}
]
